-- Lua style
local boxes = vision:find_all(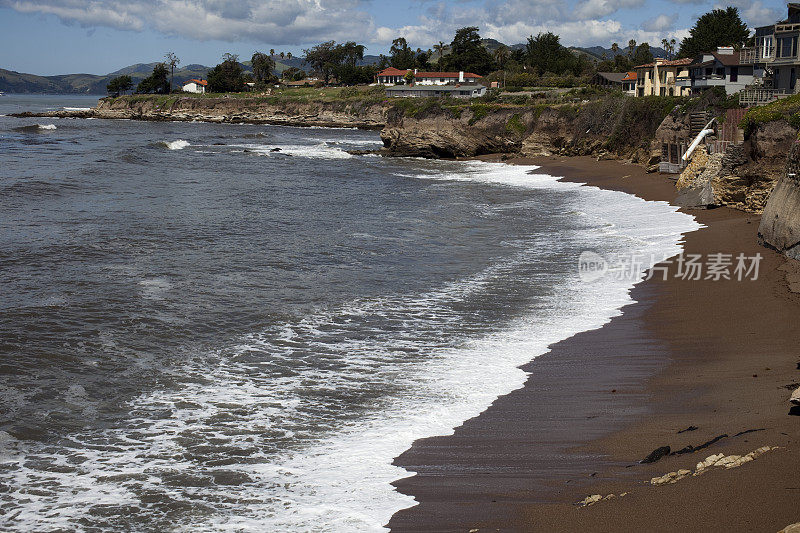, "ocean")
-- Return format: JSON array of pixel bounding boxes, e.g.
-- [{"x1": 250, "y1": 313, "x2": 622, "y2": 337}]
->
[{"x1": 0, "y1": 94, "x2": 700, "y2": 532}]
